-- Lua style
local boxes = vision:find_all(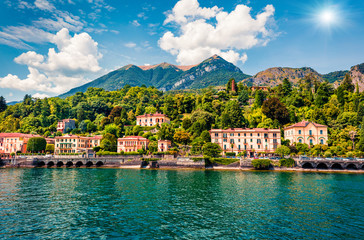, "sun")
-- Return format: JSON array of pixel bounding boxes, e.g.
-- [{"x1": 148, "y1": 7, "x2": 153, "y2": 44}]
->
[{"x1": 320, "y1": 9, "x2": 335, "y2": 25}]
